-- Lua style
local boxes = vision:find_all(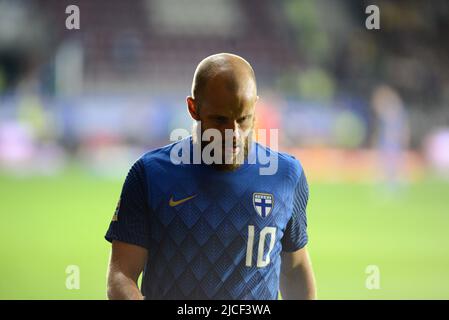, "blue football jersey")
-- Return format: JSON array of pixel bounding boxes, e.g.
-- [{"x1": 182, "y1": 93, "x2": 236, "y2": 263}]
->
[{"x1": 105, "y1": 136, "x2": 309, "y2": 299}]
